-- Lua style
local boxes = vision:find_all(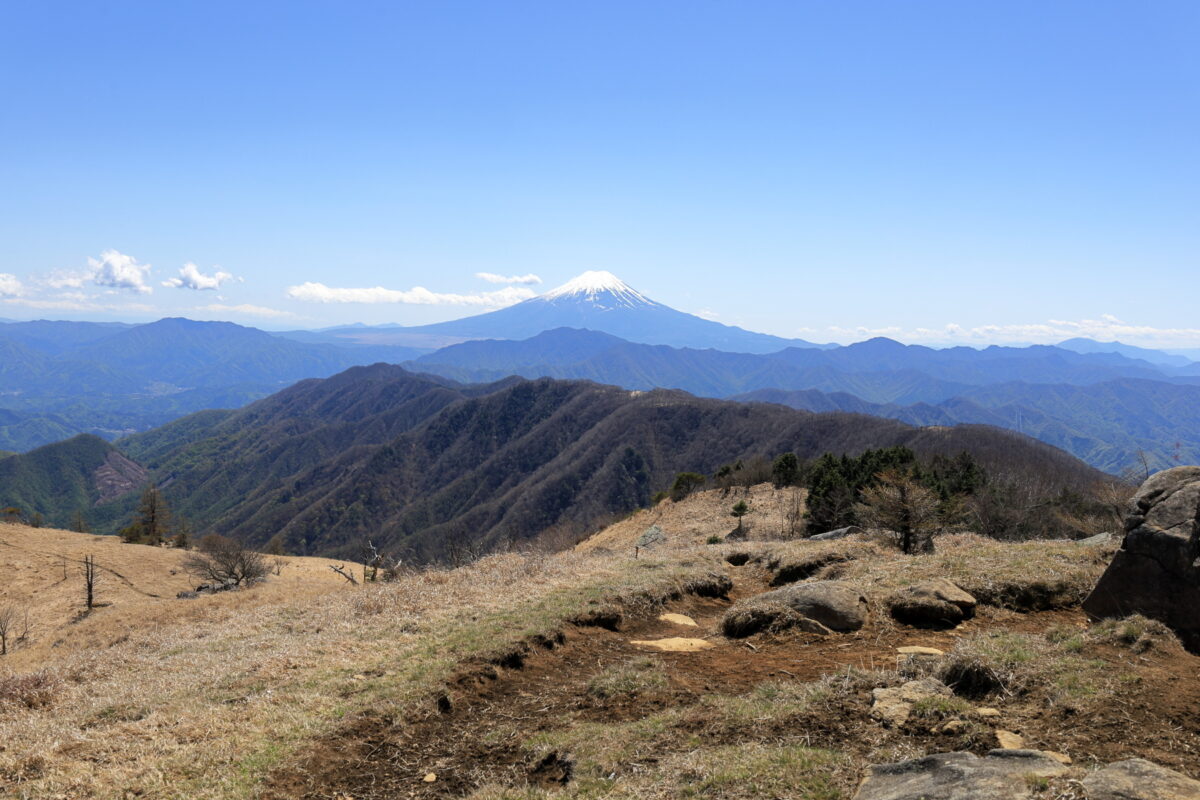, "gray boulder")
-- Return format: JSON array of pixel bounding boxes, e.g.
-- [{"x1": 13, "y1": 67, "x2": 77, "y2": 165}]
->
[
  {"x1": 1082, "y1": 758, "x2": 1200, "y2": 800},
  {"x1": 767, "y1": 580, "x2": 868, "y2": 631},
  {"x1": 744, "y1": 580, "x2": 868, "y2": 632},
  {"x1": 887, "y1": 579, "x2": 977, "y2": 629},
  {"x1": 1083, "y1": 466, "x2": 1200, "y2": 650},
  {"x1": 809, "y1": 525, "x2": 862, "y2": 541},
  {"x1": 853, "y1": 750, "x2": 1068, "y2": 800}
]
